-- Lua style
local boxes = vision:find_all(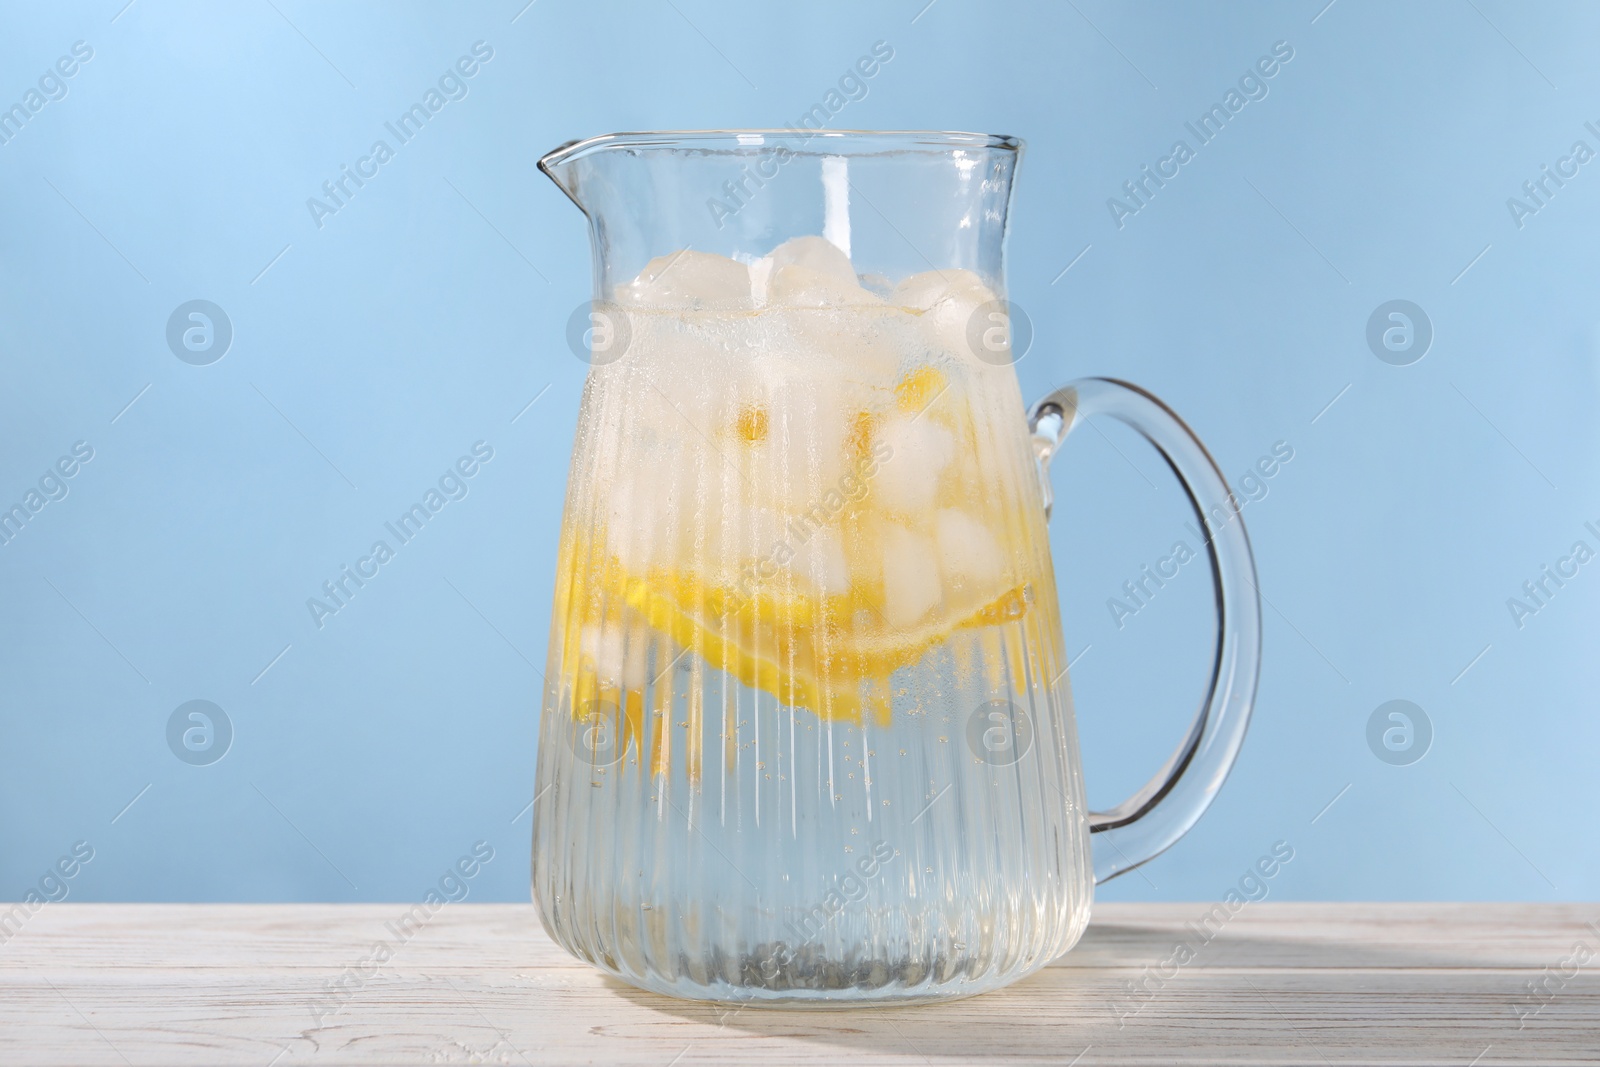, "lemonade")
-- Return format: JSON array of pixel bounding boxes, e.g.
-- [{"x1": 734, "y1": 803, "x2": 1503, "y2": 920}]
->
[
  {"x1": 552, "y1": 237, "x2": 1052, "y2": 772},
  {"x1": 534, "y1": 235, "x2": 1090, "y2": 1001}
]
